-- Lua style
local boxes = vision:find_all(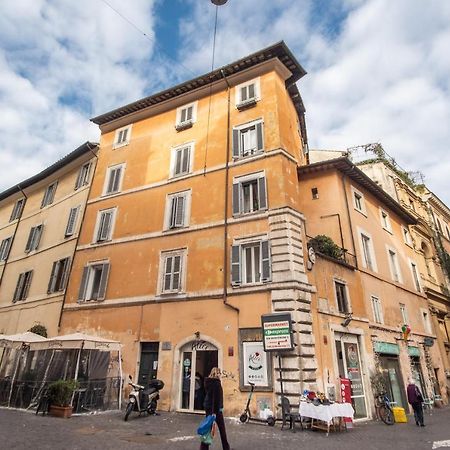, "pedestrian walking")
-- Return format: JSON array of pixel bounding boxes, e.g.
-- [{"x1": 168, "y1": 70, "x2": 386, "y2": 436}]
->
[
  {"x1": 407, "y1": 378, "x2": 425, "y2": 427},
  {"x1": 200, "y1": 367, "x2": 231, "y2": 450}
]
